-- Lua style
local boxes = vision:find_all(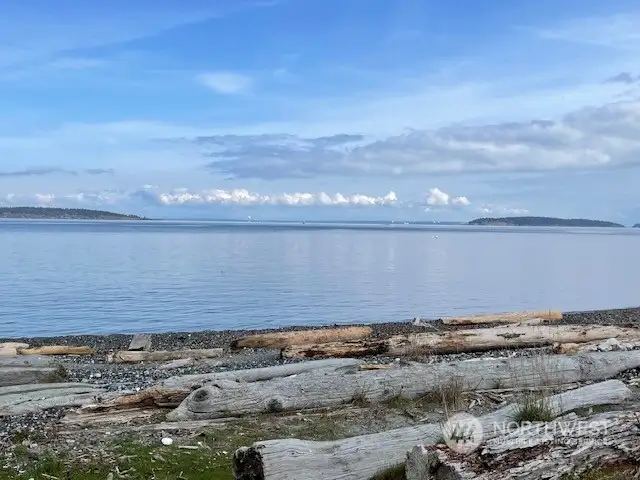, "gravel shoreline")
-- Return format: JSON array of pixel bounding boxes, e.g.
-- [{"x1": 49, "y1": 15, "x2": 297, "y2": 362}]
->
[
  {"x1": 1, "y1": 306, "x2": 640, "y2": 467},
  {"x1": 3, "y1": 306, "x2": 640, "y2": 354}
]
